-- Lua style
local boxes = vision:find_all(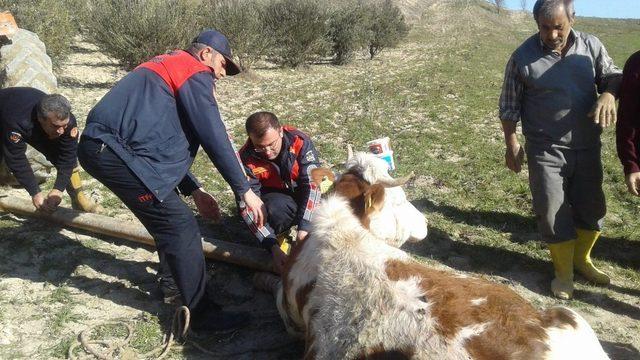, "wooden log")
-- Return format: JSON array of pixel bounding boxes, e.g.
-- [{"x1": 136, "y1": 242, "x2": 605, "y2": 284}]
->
[{"x1": 0, "y1": 196, "x2": 273, "y2": 273}]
